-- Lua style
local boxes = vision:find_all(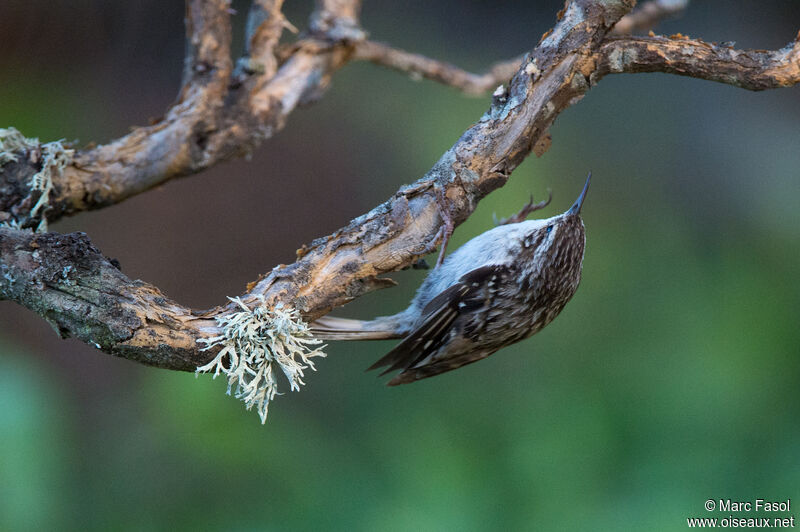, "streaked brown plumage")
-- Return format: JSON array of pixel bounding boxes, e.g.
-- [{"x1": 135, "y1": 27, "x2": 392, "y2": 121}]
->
[{"x1": 313, "y1": 174, "x2": 591, "y2": 385}]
